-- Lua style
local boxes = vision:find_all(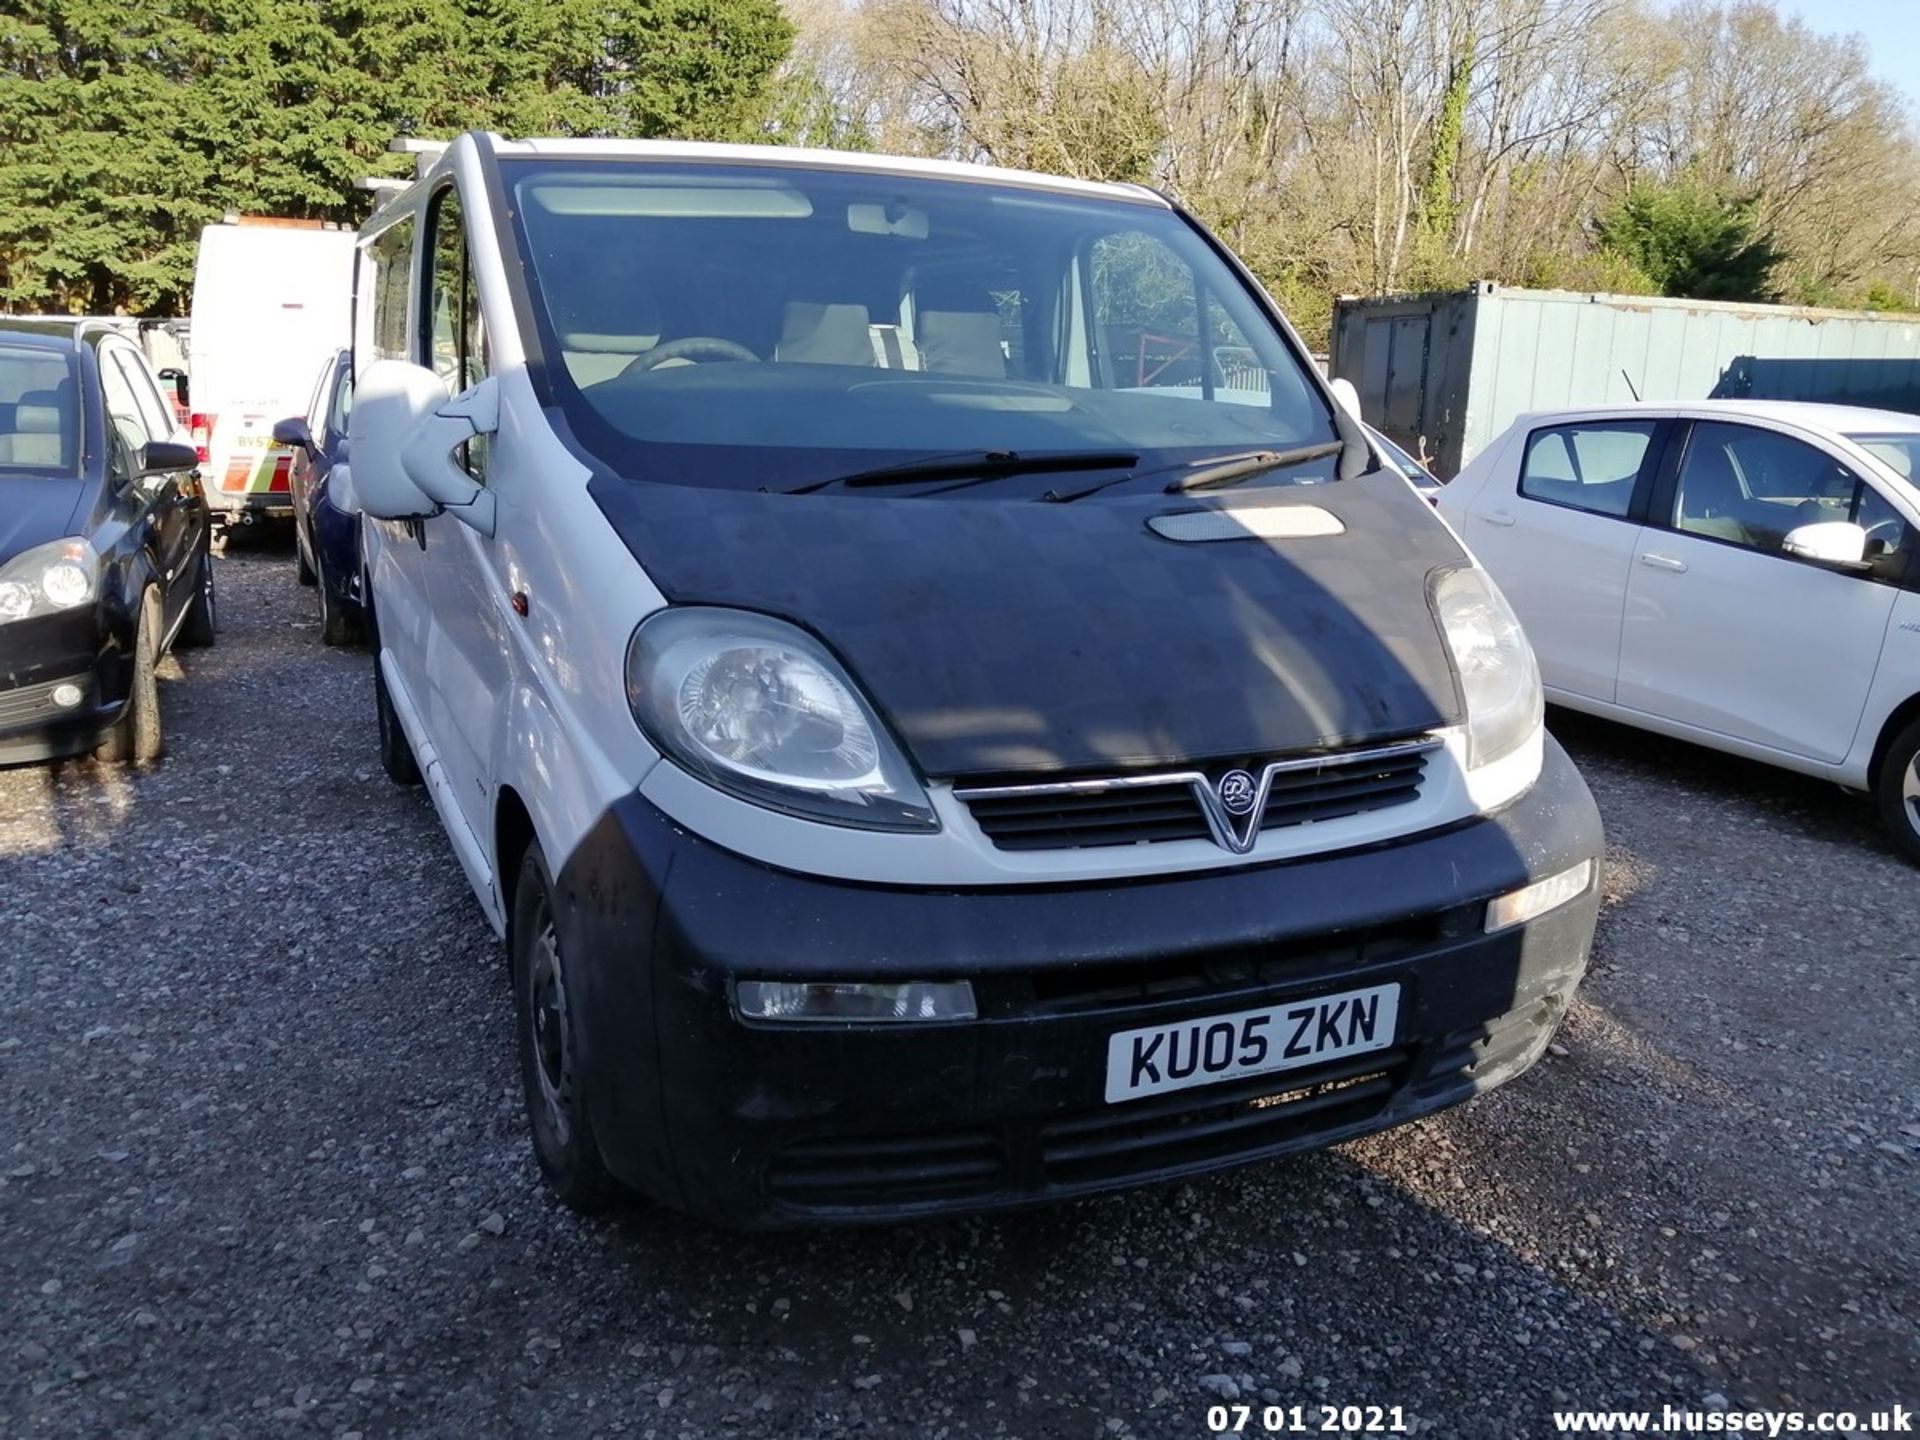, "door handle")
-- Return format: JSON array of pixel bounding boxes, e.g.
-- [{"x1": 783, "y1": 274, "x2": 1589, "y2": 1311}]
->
[
  {"x1": 1479, "y1": 509, "x2": 1517, "y2": 528},
  {"x1": 1640, "y1": 552, "x2": 1688, "y2": 573}
]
